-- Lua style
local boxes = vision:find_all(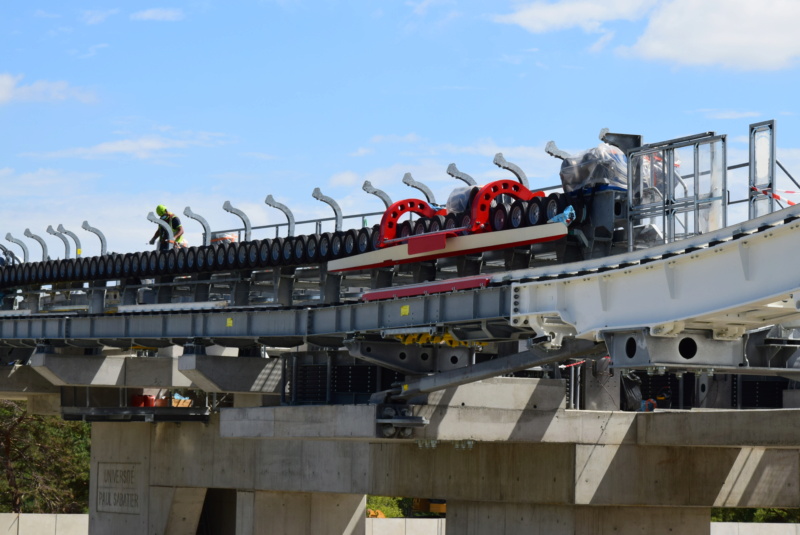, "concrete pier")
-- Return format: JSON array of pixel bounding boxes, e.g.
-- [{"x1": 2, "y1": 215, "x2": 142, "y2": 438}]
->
[{"x1": 83, "y1": 378, "x2": 800, "y2": 534}]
